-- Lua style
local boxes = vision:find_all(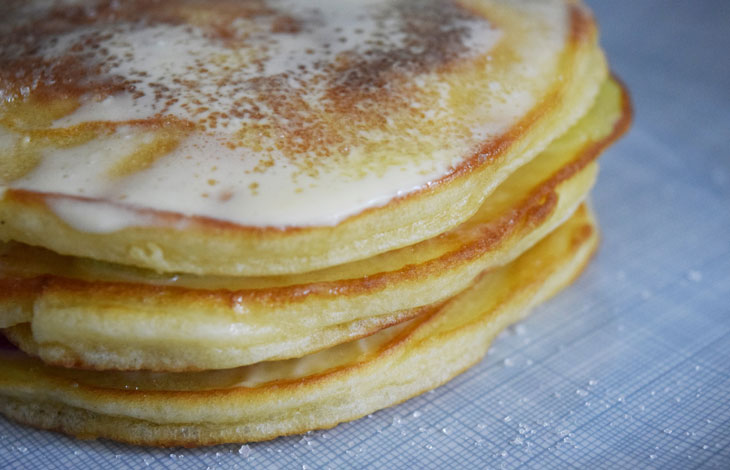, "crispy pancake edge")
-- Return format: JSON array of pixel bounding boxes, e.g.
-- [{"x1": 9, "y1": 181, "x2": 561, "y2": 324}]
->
[{"x1": 0, "y1": 205, "x2": 599, "y2": 446}]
